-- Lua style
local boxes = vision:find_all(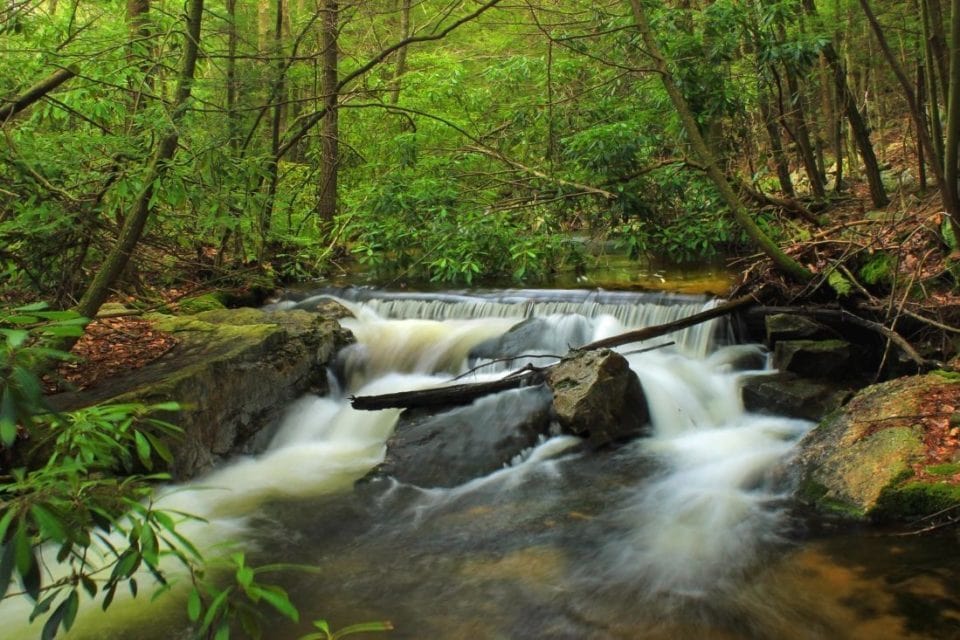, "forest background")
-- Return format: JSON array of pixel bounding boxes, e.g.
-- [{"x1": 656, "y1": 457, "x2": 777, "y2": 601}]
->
[{"x1": 3, "y1": 0, "x2": 960, "y2": 638}]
